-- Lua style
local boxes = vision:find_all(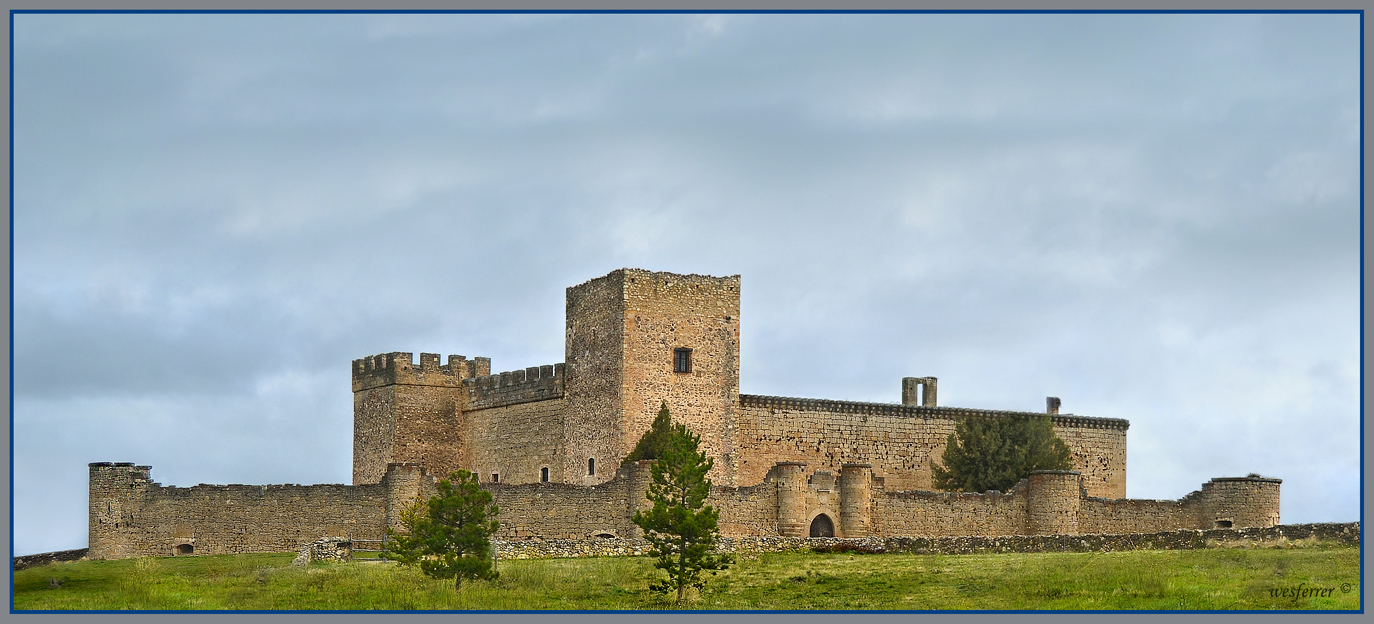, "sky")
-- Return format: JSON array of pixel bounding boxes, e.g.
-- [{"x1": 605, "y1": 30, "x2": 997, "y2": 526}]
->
[{"x1": 10, "y1": 13, "x2": 1361, "y2": 555}]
